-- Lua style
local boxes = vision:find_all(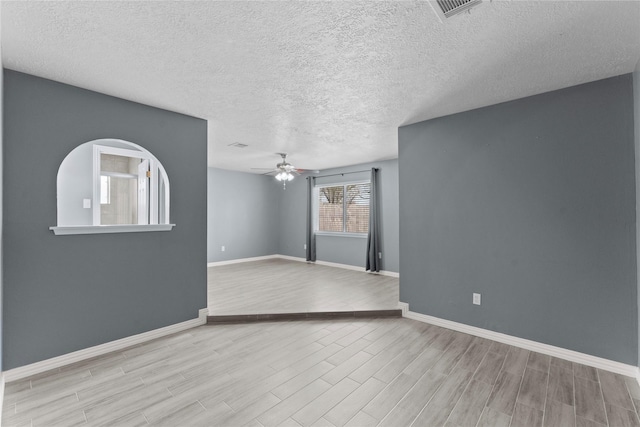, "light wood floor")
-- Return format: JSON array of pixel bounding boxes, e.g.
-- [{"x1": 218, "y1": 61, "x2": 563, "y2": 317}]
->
[
  {"x1": 3, "y1": 317, "x2": 639, "y2": 427},
  {"x1": 208, "y1": 259, "x2": 399, "y2": 315}
]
